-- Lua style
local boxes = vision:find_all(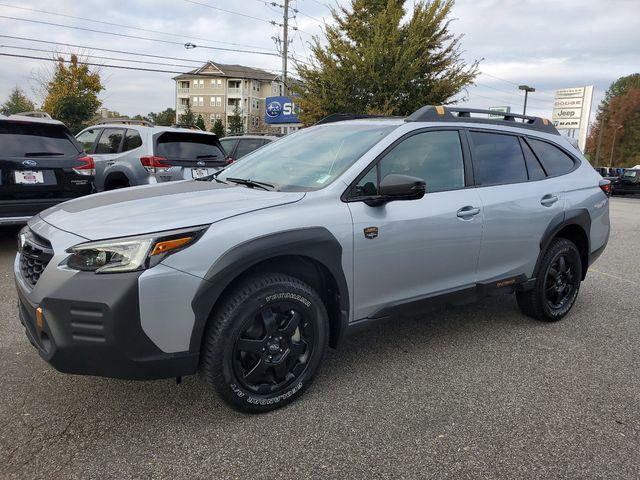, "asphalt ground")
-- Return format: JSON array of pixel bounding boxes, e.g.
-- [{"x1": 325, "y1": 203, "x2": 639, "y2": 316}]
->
[{"x1": 0, "y1": 197, "x2": 639, "y2": 479}]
